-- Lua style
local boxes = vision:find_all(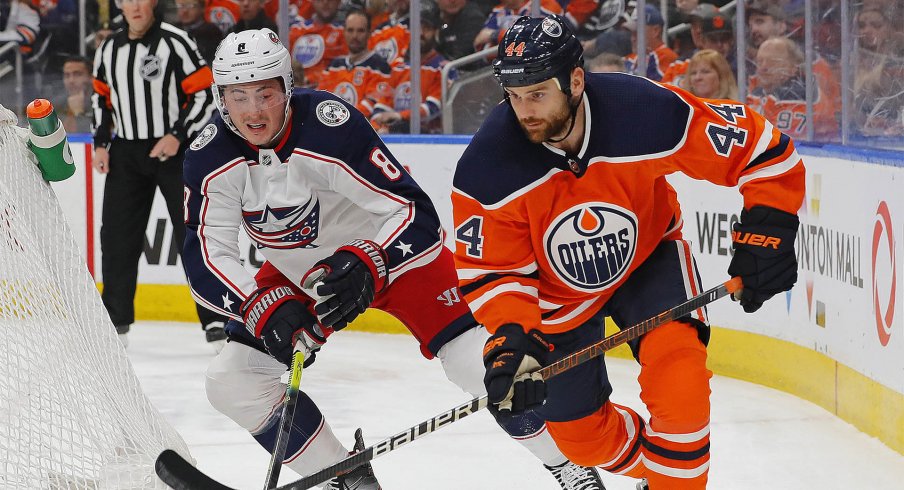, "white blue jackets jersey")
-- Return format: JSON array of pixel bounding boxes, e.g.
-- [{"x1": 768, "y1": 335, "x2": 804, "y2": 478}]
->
[{"x1": 183, "y1": 90, "x2": 443, "y2": 318}]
